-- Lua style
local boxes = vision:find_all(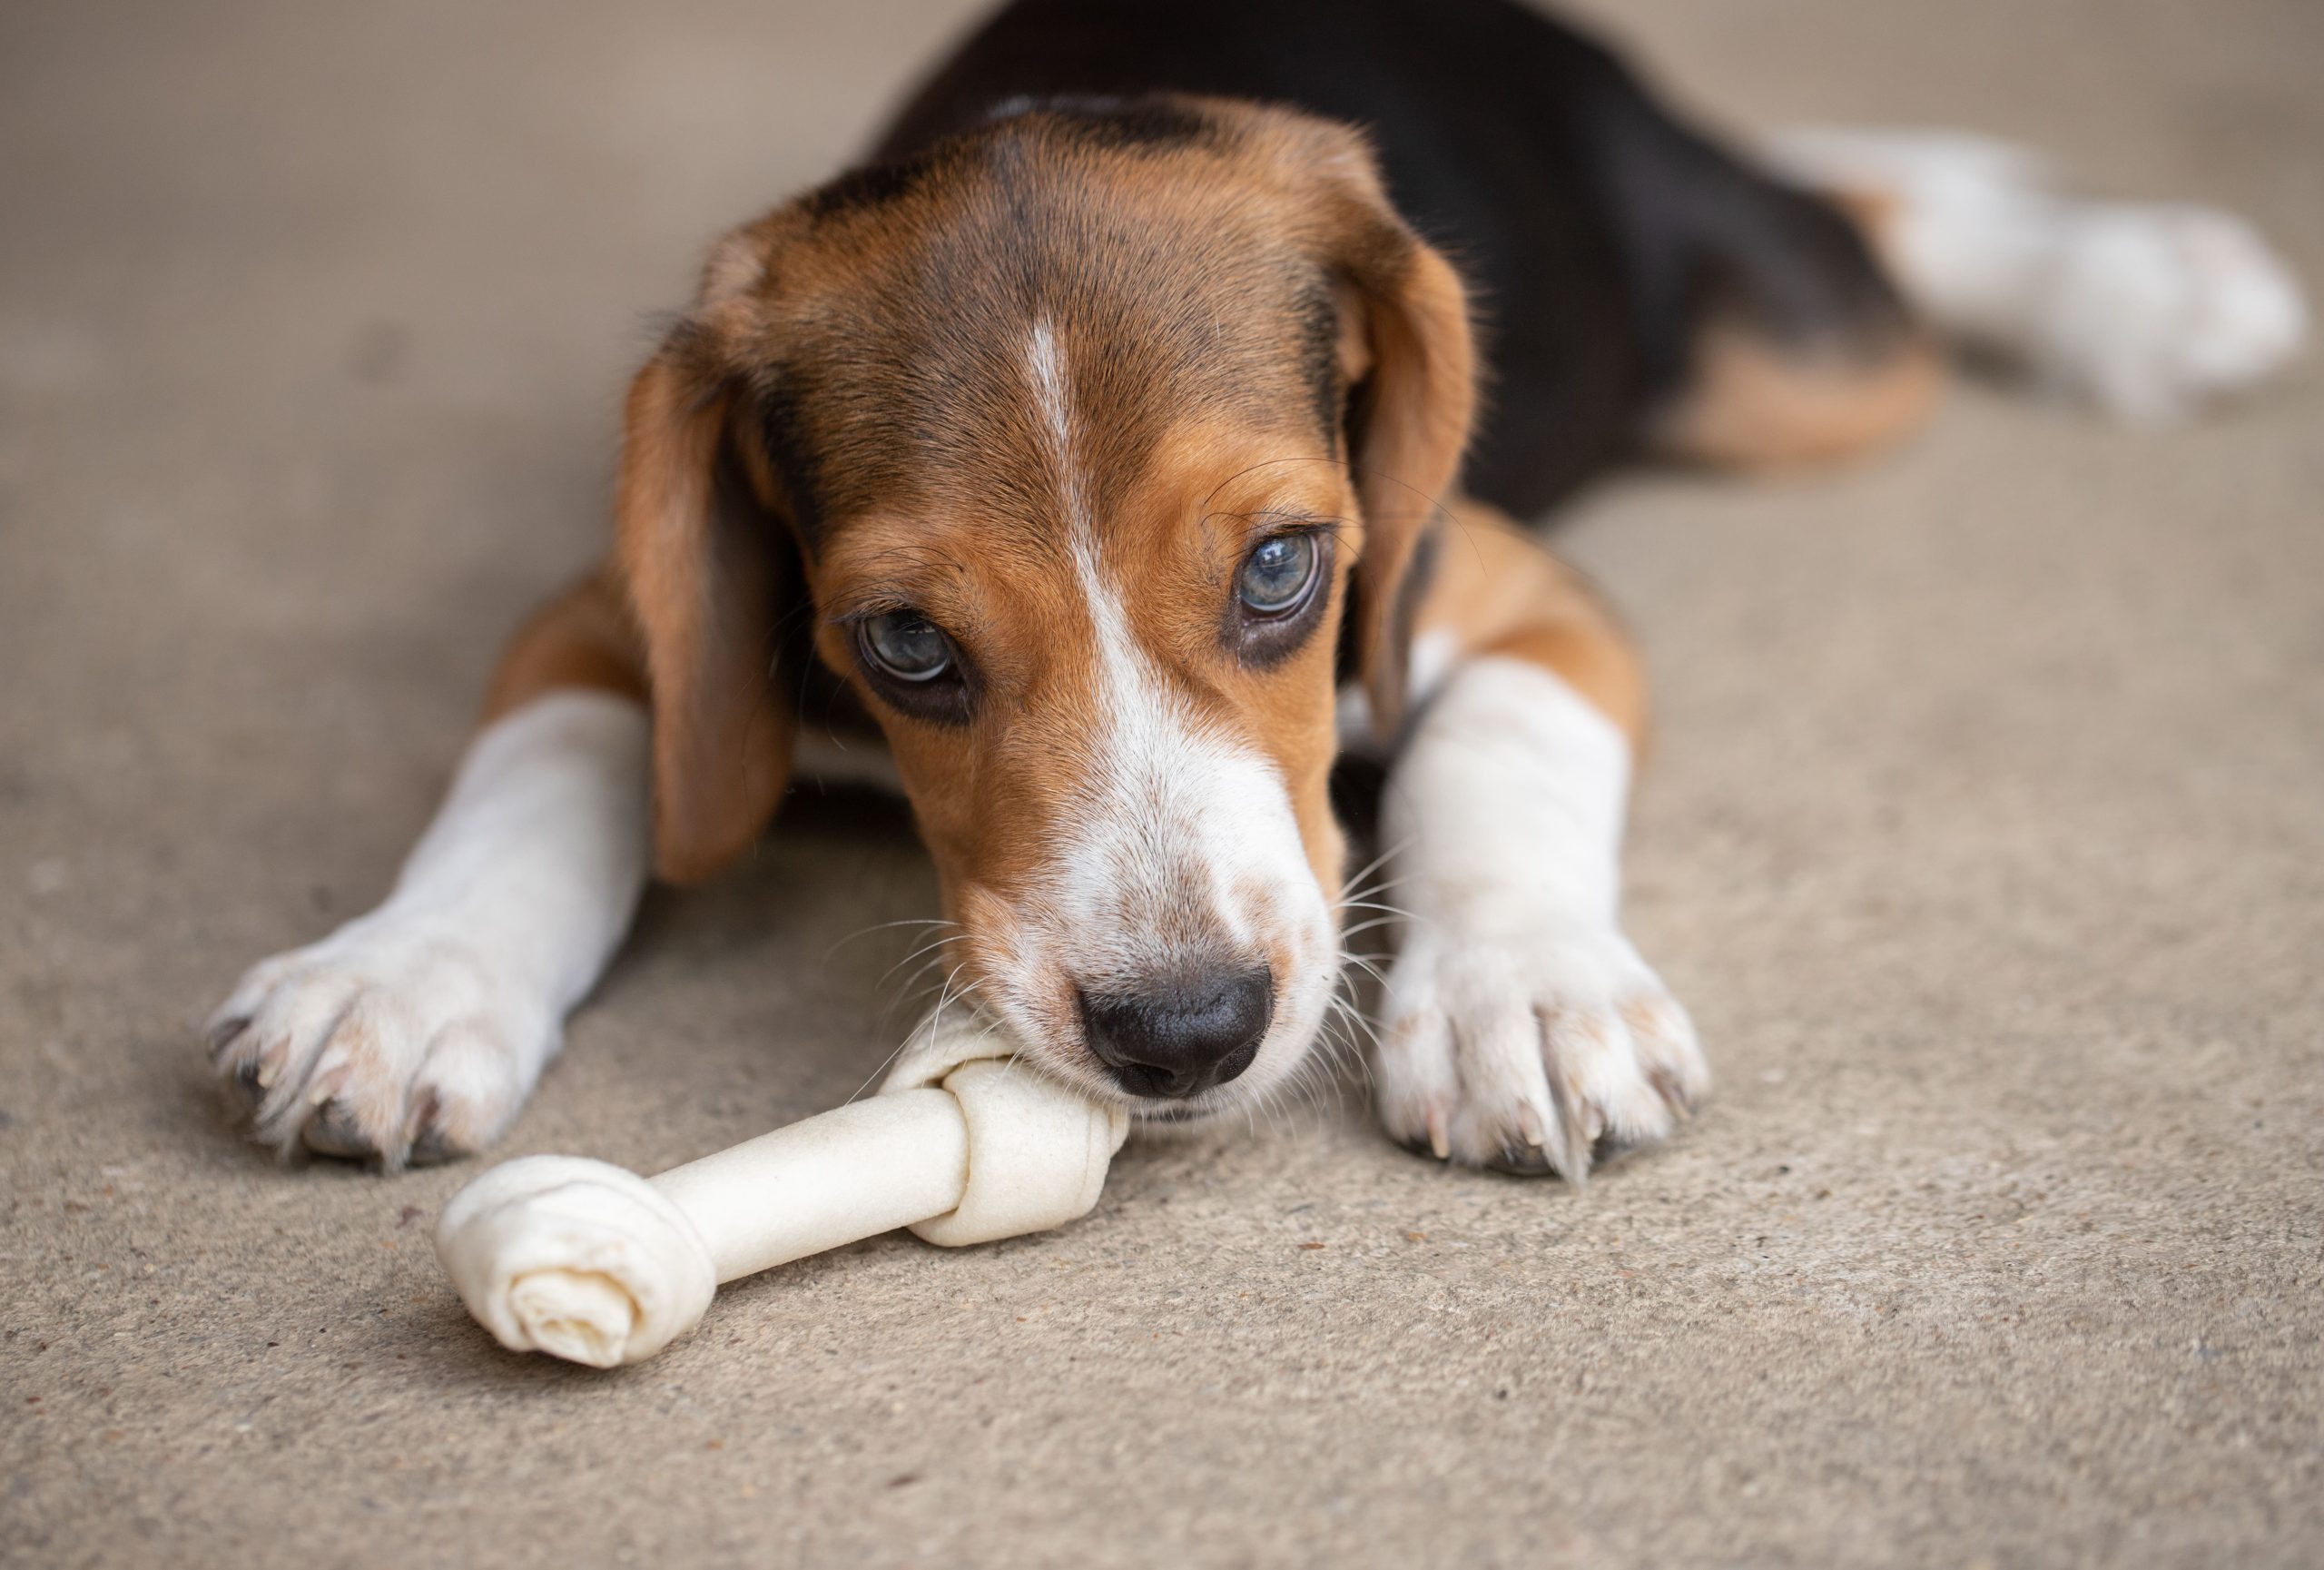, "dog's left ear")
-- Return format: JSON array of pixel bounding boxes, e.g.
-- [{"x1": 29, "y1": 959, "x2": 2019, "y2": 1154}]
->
[
  {"x1": 1287, "y1": 123, "x2": 1478, "y2": 736},
  {"x1": 1337, "y1": 234, "x2": 1474, "y2": 734}
]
